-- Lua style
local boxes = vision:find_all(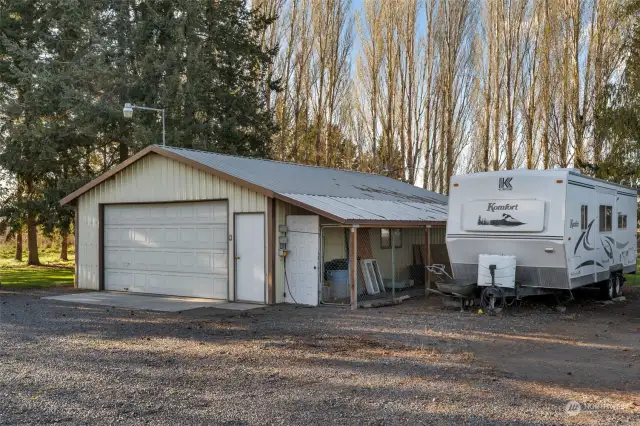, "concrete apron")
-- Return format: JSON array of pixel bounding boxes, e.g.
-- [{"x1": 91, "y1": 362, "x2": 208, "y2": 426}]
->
[{"x1": 43, "y1": 292, "x2": 264, "y2": 312}]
